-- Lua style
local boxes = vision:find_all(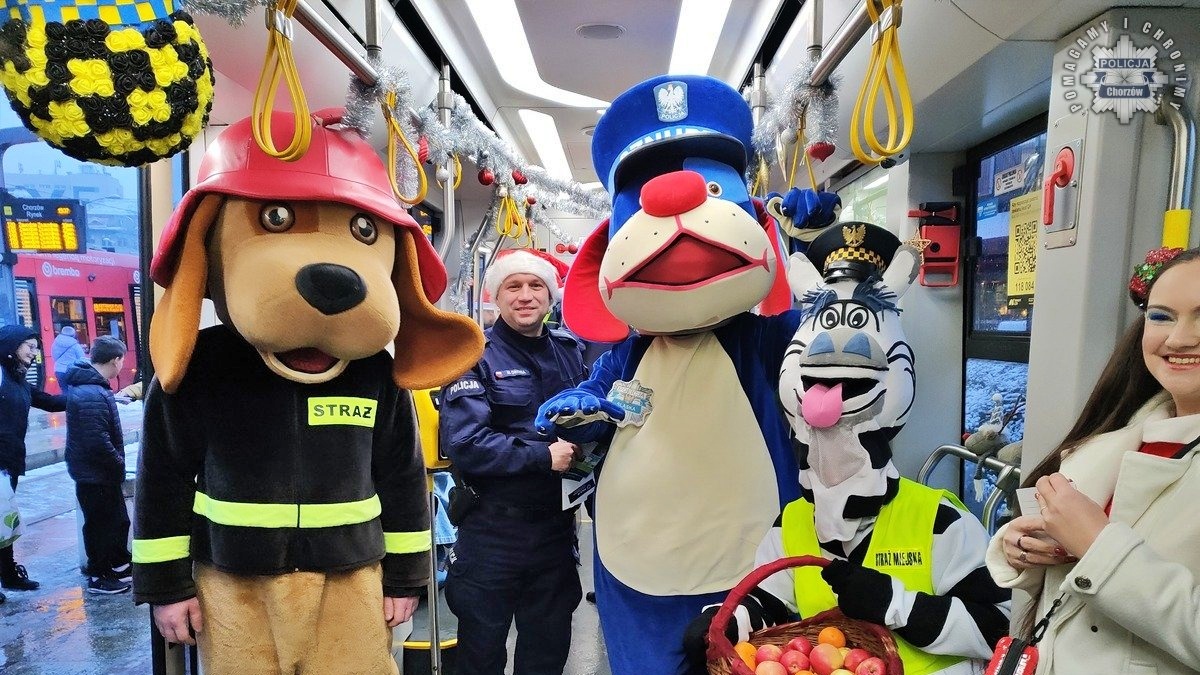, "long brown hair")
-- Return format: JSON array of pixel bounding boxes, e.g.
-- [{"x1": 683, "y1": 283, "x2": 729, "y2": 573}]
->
[{"x1": 1015, "y1": 247, "x2": 1200, "y2": 636}]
